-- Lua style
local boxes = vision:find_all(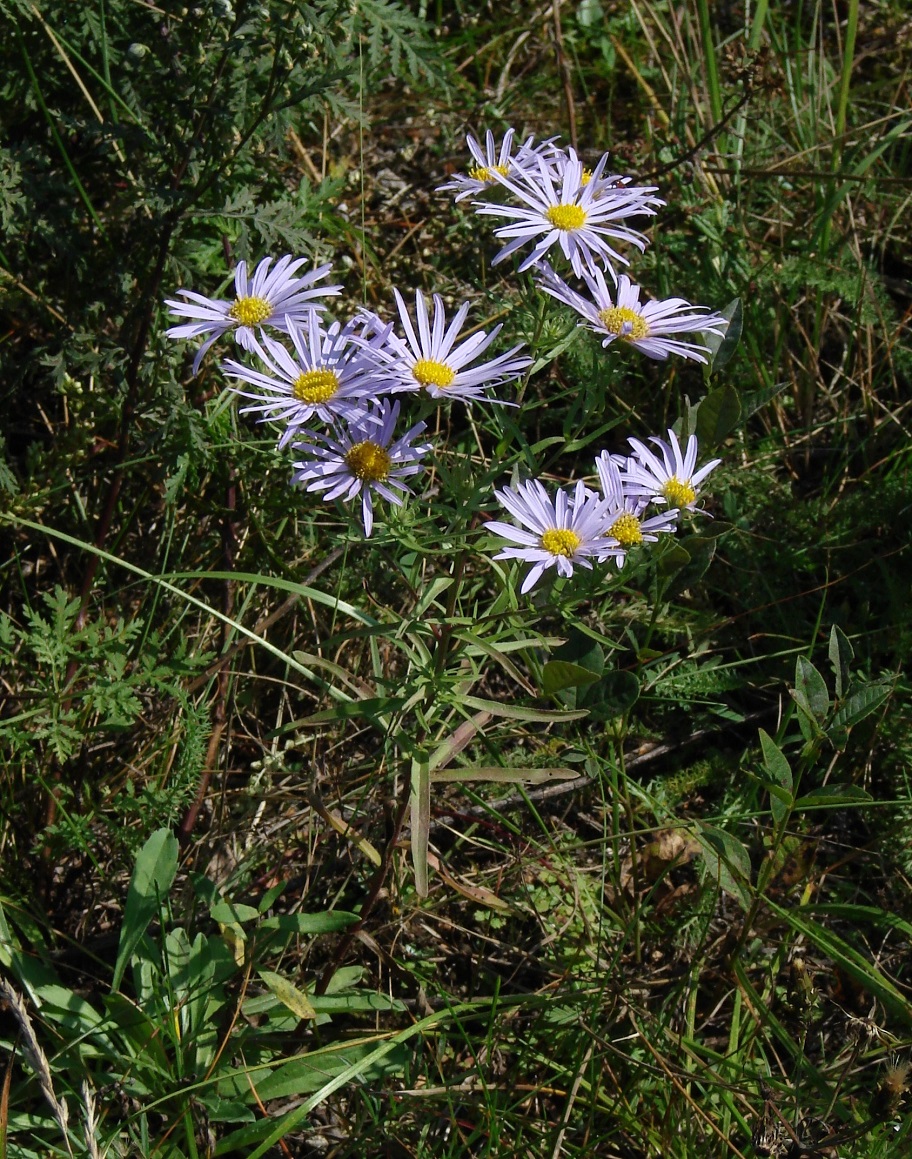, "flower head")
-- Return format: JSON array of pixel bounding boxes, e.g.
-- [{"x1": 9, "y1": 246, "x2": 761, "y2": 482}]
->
[
  {"x1": 621, "y1": 429, "x2": 721, "y2": 512},
  {"x1": 486, "y1": 478, "x2": 612, "y2": 593},
  {"x1": 165, "y1": 256, "x2": 342, "y2": 374},
  {"x1": 291, "y1": 400, "x2": 431, "y2": 537},
  {"x1": 537, "y1": 264, "x2": 726, "y2": 361},
  {"x1": 366, "y1": 289, "x2": 531, "y2": 403},
  {"x1": 474, "y1": 147, "x2": 660, "y2": 280},
  {"x1": 221, "y1": 314, "x2": 390, "y2": 448},
  {"x1": 593, "y1": 452, "x2": 679, "y2": 567},
  {"x1": 437, "y1": 129, "x2": 547, "y2": 202}
]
